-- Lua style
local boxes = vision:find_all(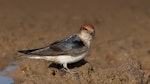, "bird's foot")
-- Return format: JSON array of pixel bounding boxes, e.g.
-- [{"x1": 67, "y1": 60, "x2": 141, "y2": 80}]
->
[{"x1": 62, "y1": 68, "x2": 77, "y2": 75}]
